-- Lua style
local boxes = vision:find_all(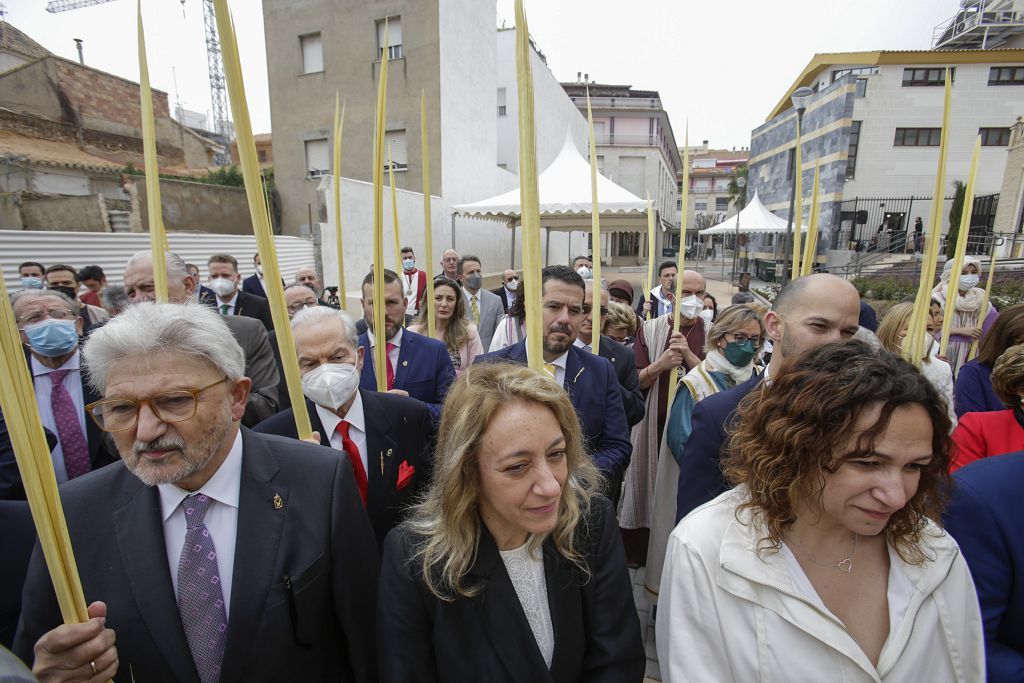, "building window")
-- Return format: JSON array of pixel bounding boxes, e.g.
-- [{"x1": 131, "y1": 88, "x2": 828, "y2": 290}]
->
[
  {"x1": 901, "y1": 67, "x2": 953, "y2": 87},
  {"x1": 989, "y1": 66, "x2": 1024, "y2": 85},
  {"x1": 695, "y1": 201, "x2": 707, "y2": 212},
  {"x1": 831, "y1": 66, "x2": 878, "y2": 82},
  {"x1": 846, "y1": 121, "x2": 861, "y2": 180},
  {"x1": 894, "y1": 127, "x2": 941, "y2": 146},
  {"x1": 715, "y1": 197, "x2": 730, "y2": 212},
  {"x1": 980, "y1": 126, "x2": 1011, "y2": 147},
  {"x1": 596, "y1": 155, "x2": 604, "y2": 174},
  {"x1": 257, "y1": 149, "x2": 268, "y2": 163},
  {"x1": 855, "y1": 77, "x2": 868, "y2": 98},
  {"x1": 497, "y1": 88, "x2": 507, "y2": 117},
  {"x1": 300, "y1": 33, "x2": 323, "y2": 74},
  {"x1": 304, "y1": 138, "x2": 329, "y2": 176},
  {"x1": 676, "y1": 199, "x2": 682, "y2": 211},
  {"x1": 377, "y1": 17, "x2": 403, "y2": 60},
  {"x1": 384, "y1": 129, "x2": 407, "y2": 170}
]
